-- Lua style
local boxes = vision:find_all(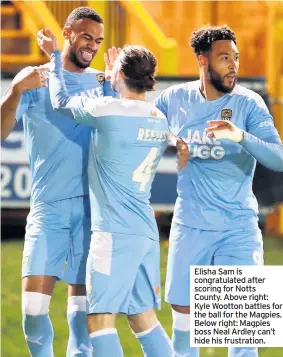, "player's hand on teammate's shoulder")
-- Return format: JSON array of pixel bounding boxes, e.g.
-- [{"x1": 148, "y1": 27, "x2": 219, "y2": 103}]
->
[
  {"x1": 176, "y1": 137, "x2": 190, "y2": 170},
  {"x1": 104, "y1": 46, "x2": 121, "y2": 80},
  {"x1": 37, "y1": 28, "x2": 61, "y2": 57},
  {"x1": 205, "y1": 120, "x2": 244, "y2": 143},
  {"x1": 12, "y1": 66, "x2": 49, "y2": 94}
]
